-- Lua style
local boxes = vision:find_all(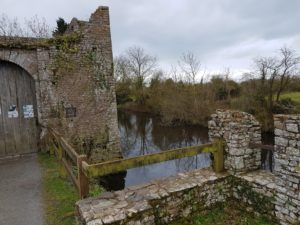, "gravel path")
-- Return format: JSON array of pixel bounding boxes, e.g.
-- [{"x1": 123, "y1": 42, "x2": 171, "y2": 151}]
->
[{"x1": 0, "y1": 154, "x2": 44, "y2": 225}]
